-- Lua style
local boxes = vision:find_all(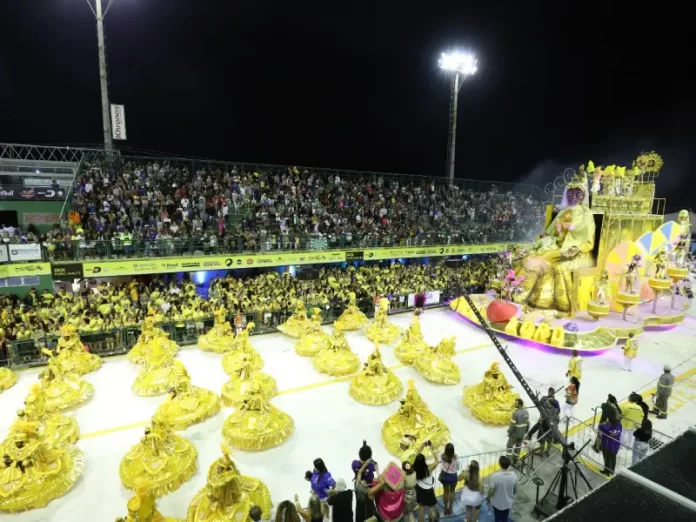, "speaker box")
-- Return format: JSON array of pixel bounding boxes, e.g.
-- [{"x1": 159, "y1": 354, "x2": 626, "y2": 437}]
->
[
  {"x1": 445, "y1": 259, "x2": 464, "y2": 269},
  {"x1": 296, "y1": 268, "x2": 319, "y2": 281}
]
